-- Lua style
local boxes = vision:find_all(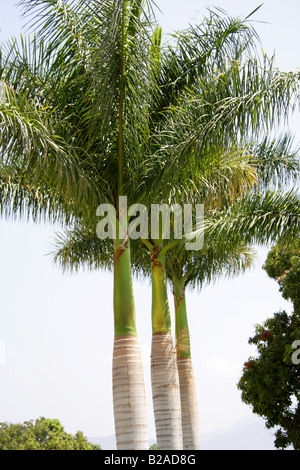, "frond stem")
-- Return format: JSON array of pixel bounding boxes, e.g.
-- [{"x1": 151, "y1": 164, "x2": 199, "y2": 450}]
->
[{"x1": 117, "y1": 0, "x2": 126, "y2": 201}]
